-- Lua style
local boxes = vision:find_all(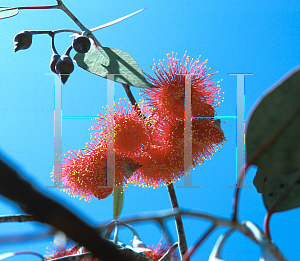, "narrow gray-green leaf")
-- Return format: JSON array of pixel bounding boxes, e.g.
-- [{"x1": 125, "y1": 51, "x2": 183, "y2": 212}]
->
[
  {"x1": 246, "y1": 66, "x2": 300, "y2": 174},
  {"x1": 0, "y1": 8, "x2": 18, "y2": 19},
  {"x1": 69, "y1": 7, "x2": 148, "y2": 37},
  {"x1": 262, "y1": 170, "x2": 300, "y2": 212},
  {"x1": 113, "y1": 187, "x2": 124, "y2": 220},
  {"x1": 74, "y1": 46, "x2": 153, "y2": 88}
]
